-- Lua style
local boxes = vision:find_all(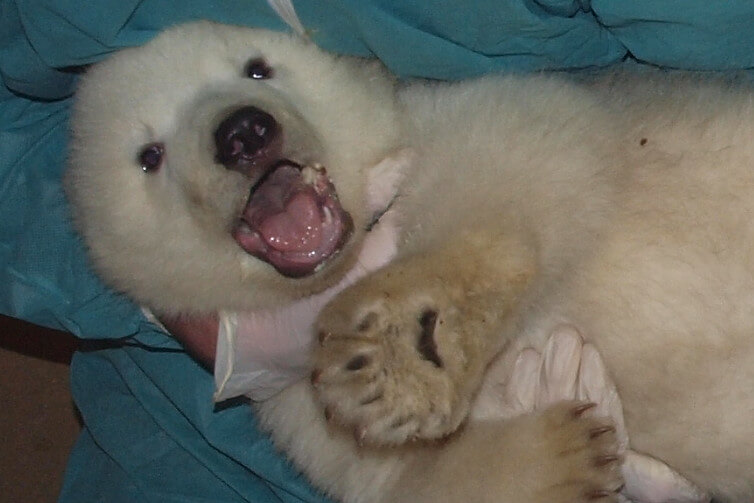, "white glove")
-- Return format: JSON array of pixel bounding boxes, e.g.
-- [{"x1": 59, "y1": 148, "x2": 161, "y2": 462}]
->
[{"x1": 473, "y1": 326, "x2": 709, "y2": 503}]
